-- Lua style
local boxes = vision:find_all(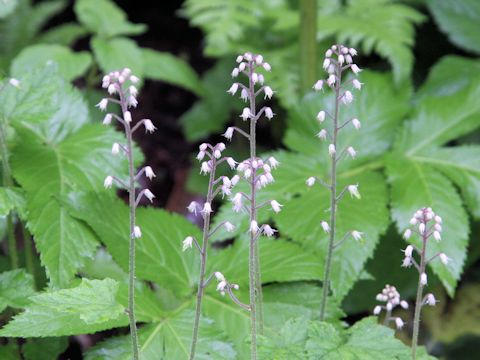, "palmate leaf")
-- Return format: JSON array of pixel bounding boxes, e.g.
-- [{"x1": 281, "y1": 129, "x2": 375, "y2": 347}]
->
[
  {"x1": 317, "y1": 0, "x2": 425, "y2": 83},
  {"x1": 386, "y1": 157, "x2": 469, "y2": 296},
  {"x1": 427, "y1": 0, "x2": 480, "y2": 54},
  {"x1": 74, "y1": 0, "x2": 146, "y2": 38},
  {"x1": 0, "y1": 278, "x2": 125, "y2": 337},
  {"x1": 0, "y1": 269, "x2": 35, "y2": 312}
]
